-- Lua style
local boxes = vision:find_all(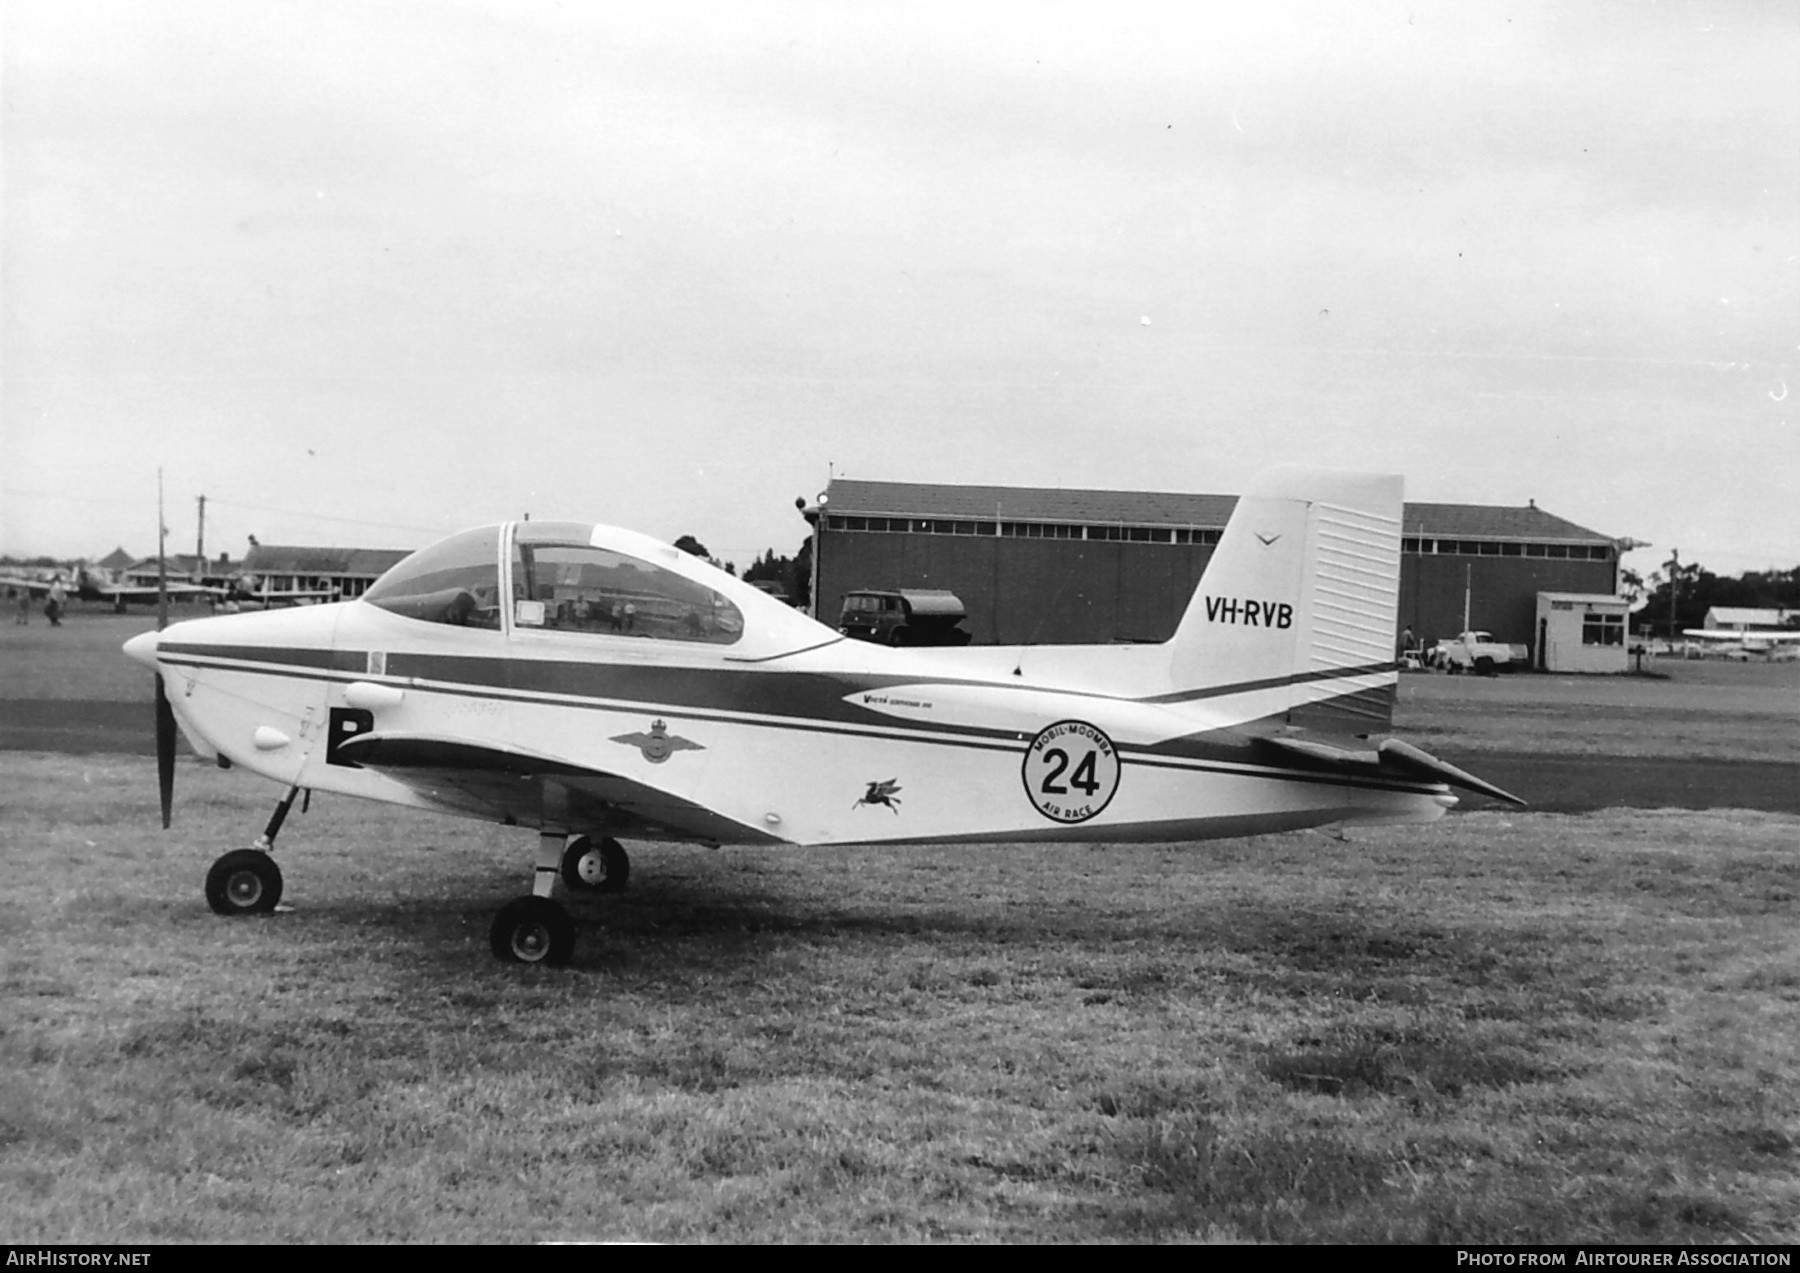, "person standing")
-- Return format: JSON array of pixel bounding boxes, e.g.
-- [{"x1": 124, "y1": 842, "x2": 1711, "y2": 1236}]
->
[
  {"x1": 46, "y1": 576, "x2": 67, "y2": 627},
  {"x1": 14, "y1": 586, "x2": 29, "y2": 625}
]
